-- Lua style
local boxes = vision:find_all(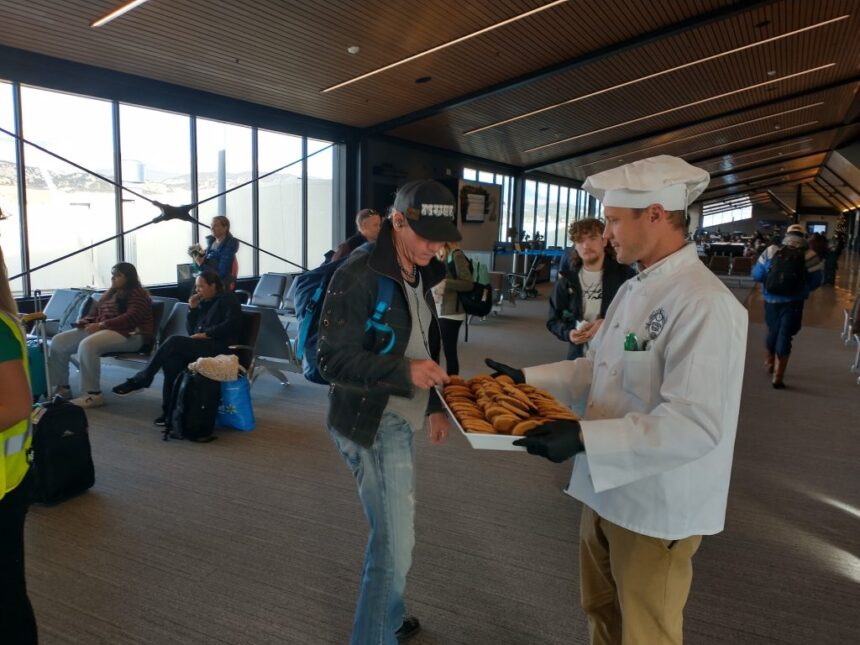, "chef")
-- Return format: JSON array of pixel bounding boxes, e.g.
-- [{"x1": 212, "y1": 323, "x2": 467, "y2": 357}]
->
[{"x1": 488, "y1": 155, "x2": 748, "y2": 644}]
